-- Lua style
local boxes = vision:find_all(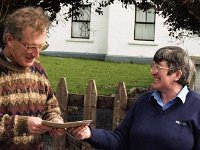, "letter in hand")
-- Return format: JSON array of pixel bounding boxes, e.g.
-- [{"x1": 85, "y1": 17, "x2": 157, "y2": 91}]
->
[
  {"x1": 48, "y1": 118, "x2": 66, "y2": 138},
  {"x1": 67, "y1": 125, "x2": 91, "y2": 140},
  {"x1": 28, "y1": 117, "x2": 52, "y2": 135}
]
